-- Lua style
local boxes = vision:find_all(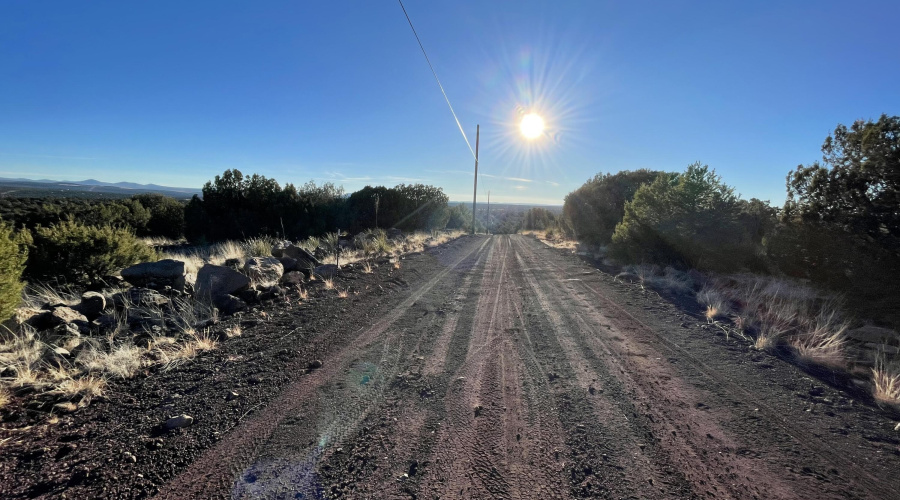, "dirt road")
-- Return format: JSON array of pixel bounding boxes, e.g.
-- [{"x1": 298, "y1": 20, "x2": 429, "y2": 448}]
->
[{"x1": 145, "y1": 235, "x2": 899, "y2": 499}]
